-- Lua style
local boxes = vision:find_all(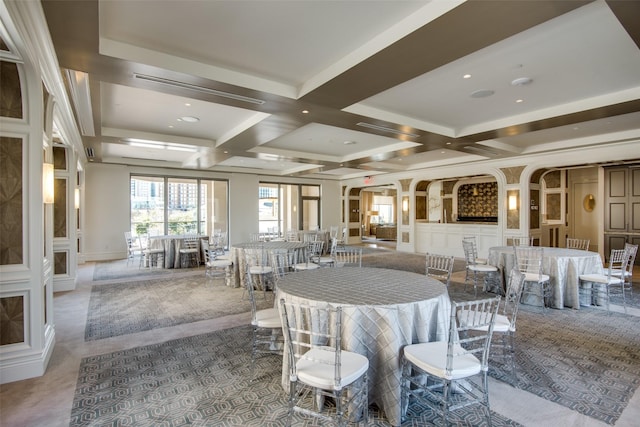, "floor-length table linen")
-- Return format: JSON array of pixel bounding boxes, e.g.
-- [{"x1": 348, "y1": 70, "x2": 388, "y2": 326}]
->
[
  {"x1": 488, "y1": 246, "x2": 603, "y2": 309},
  {"x1": 231, "y1": 241, "x2": 307, "y2": 288},
  {"x1": 276, "y1": 267, "x2": 451, "y2": 426},
  {"x1": 147, "y1": 234, "x2": 207, "y2": 269}
]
